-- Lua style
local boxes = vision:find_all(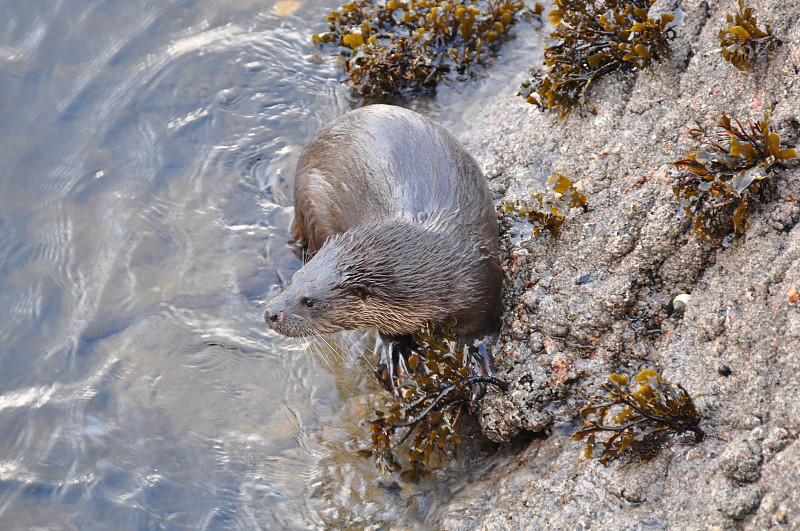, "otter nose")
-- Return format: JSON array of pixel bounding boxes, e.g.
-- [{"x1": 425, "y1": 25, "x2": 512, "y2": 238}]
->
[{"x1": 265, "y1": 309, "x2": 284, "y2": 325}]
